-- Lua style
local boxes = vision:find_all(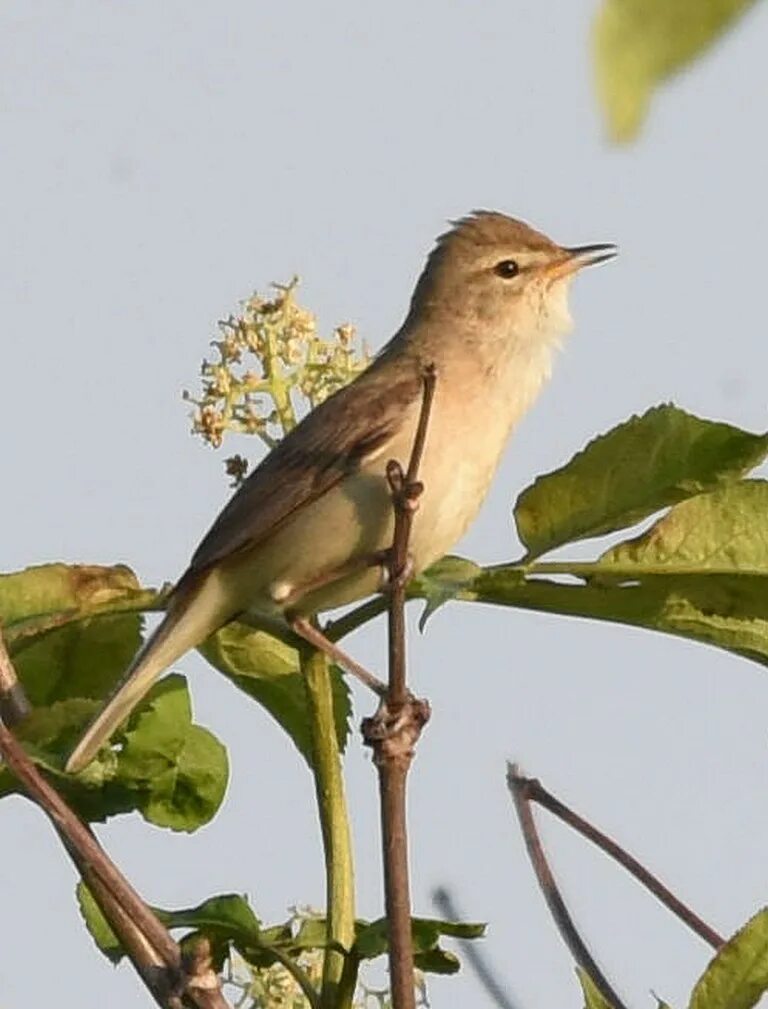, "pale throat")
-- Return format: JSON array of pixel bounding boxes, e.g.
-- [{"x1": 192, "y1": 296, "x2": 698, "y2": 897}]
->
[{"x1": 477, "y1": 277, "x2": 574, "y2": 422}]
